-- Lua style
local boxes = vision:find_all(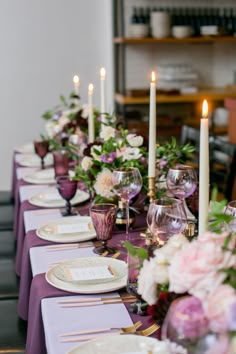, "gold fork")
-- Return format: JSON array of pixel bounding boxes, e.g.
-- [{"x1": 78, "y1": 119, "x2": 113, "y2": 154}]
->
[
  {"x1": 59, "y1": 321, "x2": 142, "y2": 342},
  {"x1": 136, "y1": 323, "x2": 160, "y2": 337}
]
